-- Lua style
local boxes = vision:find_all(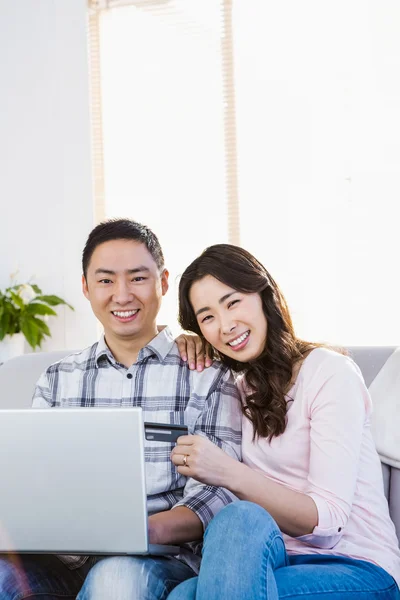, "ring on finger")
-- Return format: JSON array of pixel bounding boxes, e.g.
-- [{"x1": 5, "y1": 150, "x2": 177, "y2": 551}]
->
[{"x1": 182, "y1": 455, "x2": 188, "y2": 467}]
